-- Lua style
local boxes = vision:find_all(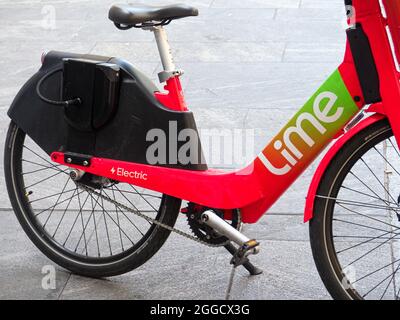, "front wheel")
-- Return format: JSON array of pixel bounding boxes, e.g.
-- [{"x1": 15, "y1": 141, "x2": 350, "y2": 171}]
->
[
  {"x1": 4, "y1": 121, "x2": 182, "y2": 278},
  {"x1": 310, "y1": 118, "x2": 400, "y2": 300}
]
